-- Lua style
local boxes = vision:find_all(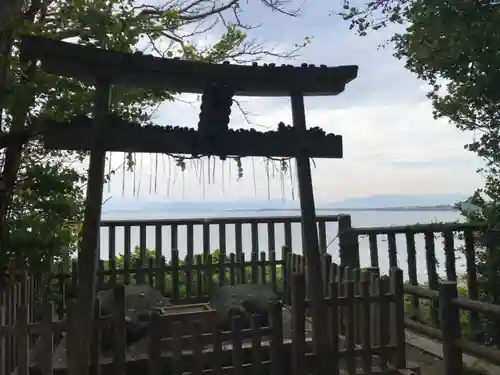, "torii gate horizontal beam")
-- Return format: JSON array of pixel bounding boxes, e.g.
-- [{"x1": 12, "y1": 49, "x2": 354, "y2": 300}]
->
[
  {"x1": 38, "y1": 116, "x2": 343, "y2": 158},
  {"x1": 21, "y1": 36, "x2": 358, "y2": 97}
]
